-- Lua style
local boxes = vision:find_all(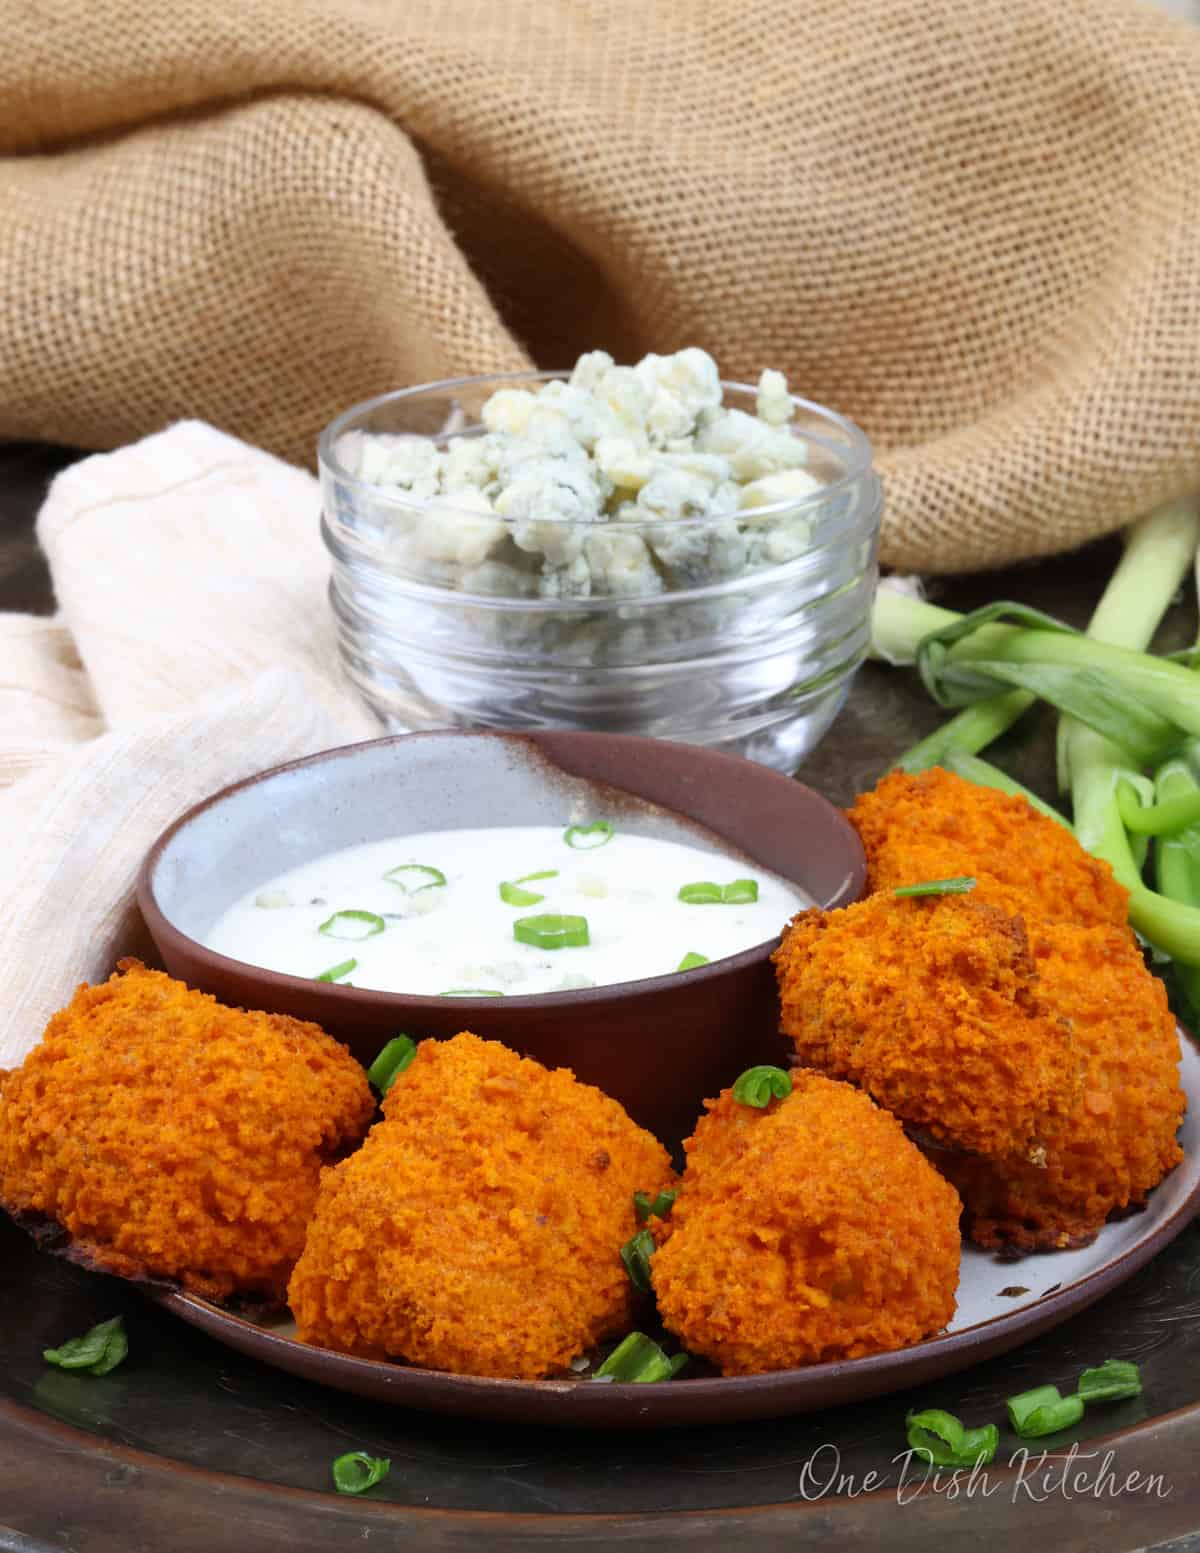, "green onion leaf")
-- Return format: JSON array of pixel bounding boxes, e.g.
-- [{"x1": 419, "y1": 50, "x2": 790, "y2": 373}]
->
[
  {"x1": 620, "y1": 1228, "x2": 655, "y2": 1293},
  {"x1": 43, "y1": 1316, "x2": 128, "y2": 1376},
  {"x1": 633, "y1": 1188, "x2": 677, "y2": 1223},
  {"x1": 383, "y1": 864, "x2": 446, "y2": 894},
  {"x1": 592, "y1": 1332, "x2": 688, "y2": 1383},
  {"x1": 893, "y1": 876, "x2": 977, "y2": 898},
  {"x1": 366, "y1": 1035, "x2": 417, "y2": 1095},
  {"x1": 731, "y1": 1065, "x2": 792, "y2": 1108},
  {"x1": 315, "y1": 957, "x2": 357, "y2": 983},
  {"x1": 318, "y1": 910, "x2": 386, "y2": 941},
  {"x1": 438, "y1": 988, "x2": 504, "y2": 997},
  {"x1": 1006, "y1": 1384, "x2": 1085, "y2": 1438},
  {"x1": 513, "y1": 913, "x2": 590, "y2": 950},
  {"x1": 678, "y1": 881, "x2": 723, "y2": 904},
  {"x1": 676, "y1": 951, "x2": 710, "y2": 971},
  {"x1": 906, "y1": 1409, "x2": 998, "y2": 1469},
  {"x1": 564, "y1": 821, "x2": 614, "y2": 850},
  {"x1": 331, "y1": 1451, "x2": 391, "y2": 1496},
  {"x1": 1077, "y1": 1360, "x2": 1143, "y2": 1404}
]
